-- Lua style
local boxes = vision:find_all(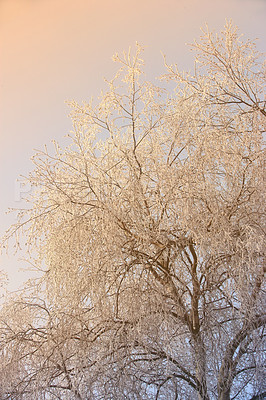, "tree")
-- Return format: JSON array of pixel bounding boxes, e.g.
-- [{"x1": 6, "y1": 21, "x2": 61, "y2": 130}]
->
[{"x1": 0, "y1": 22, "x2": 265, "y2": 399}]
